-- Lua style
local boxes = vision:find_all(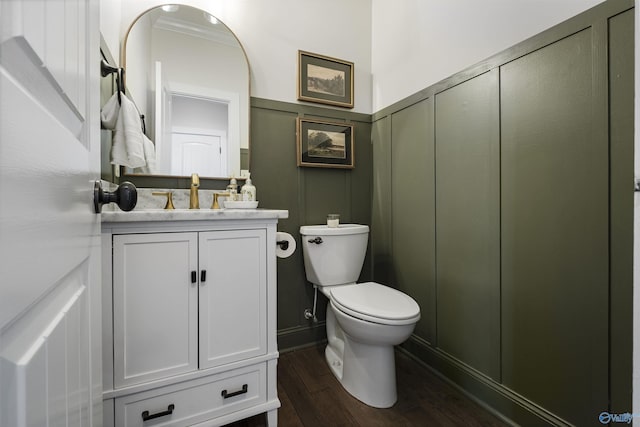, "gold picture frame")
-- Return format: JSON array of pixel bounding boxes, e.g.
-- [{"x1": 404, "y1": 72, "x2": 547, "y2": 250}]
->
[
  {"x1": 296, "y1": 118, "x2": 354, "y2": 169},
  {"x1": 298, "y1": 50, "x2": 354, "y2": 109}
]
